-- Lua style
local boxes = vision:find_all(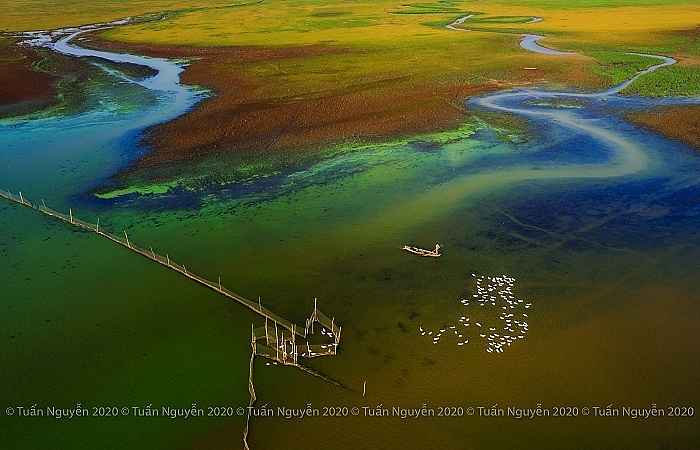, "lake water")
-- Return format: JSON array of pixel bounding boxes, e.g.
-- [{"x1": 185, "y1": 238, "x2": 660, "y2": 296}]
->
[{"x1": 1, "y1": 27, "x2": 699, "y2": 450}]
